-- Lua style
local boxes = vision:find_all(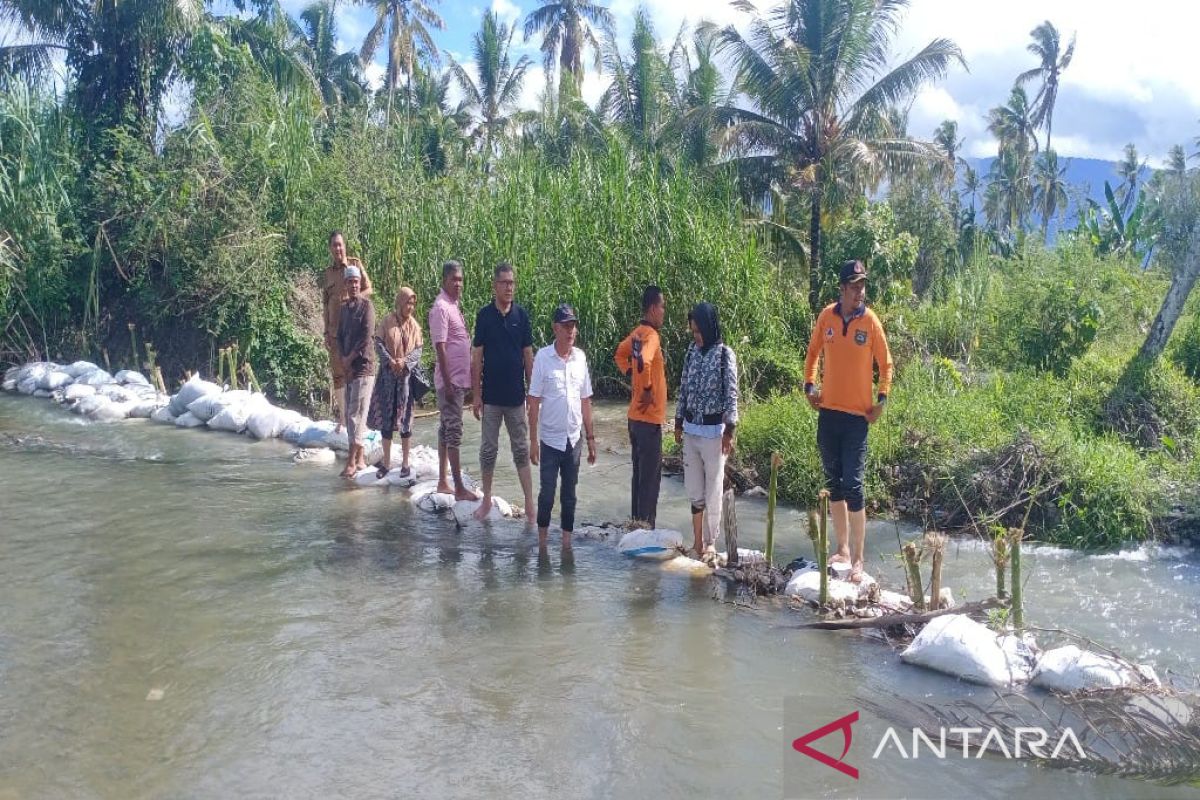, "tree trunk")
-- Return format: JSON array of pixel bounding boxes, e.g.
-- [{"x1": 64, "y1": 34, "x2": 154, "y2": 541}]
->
[
  {"x1": 1137, "y1": 239, "x2": 1200, "y2": 363},
  {"x1": 808, "y1": 190, "x2": 822, "y2": 312}
]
